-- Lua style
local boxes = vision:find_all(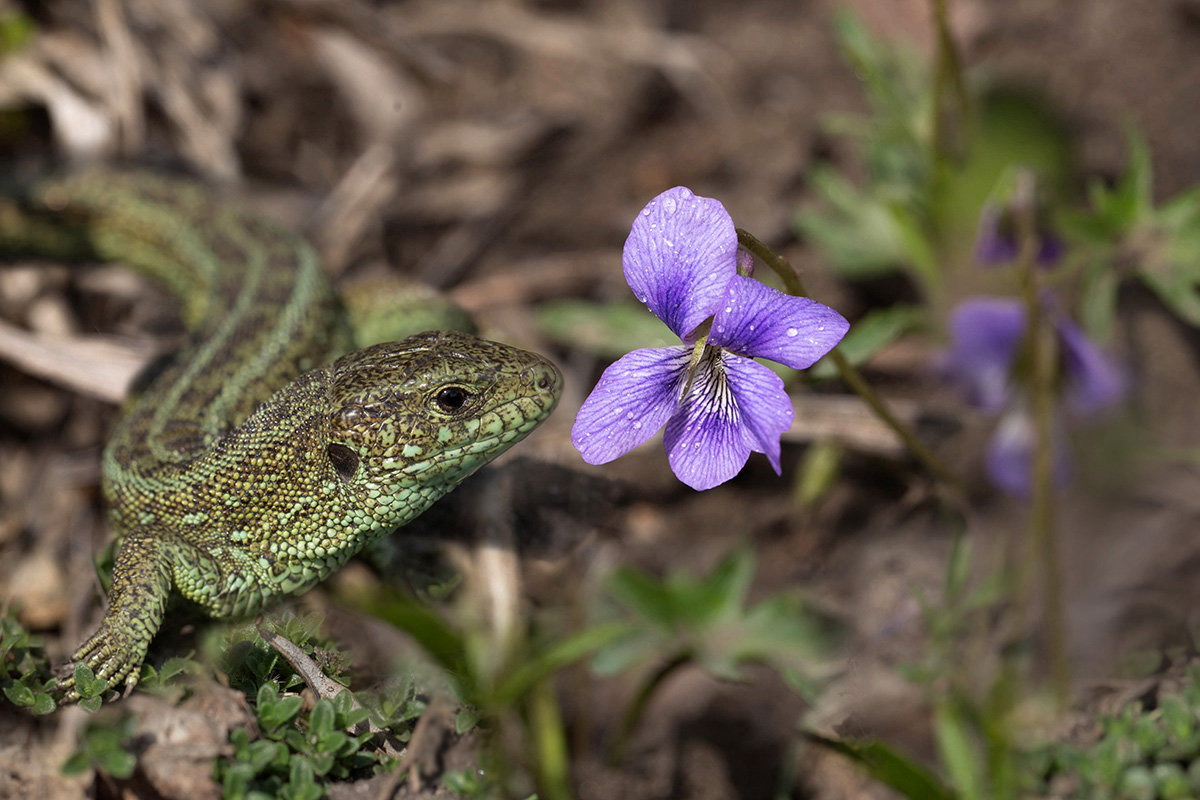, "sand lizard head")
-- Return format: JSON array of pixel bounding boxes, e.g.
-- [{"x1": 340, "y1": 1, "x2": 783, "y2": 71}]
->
[{"x1": 324, "y1": 331, "x2": 562, "y2": 517}]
